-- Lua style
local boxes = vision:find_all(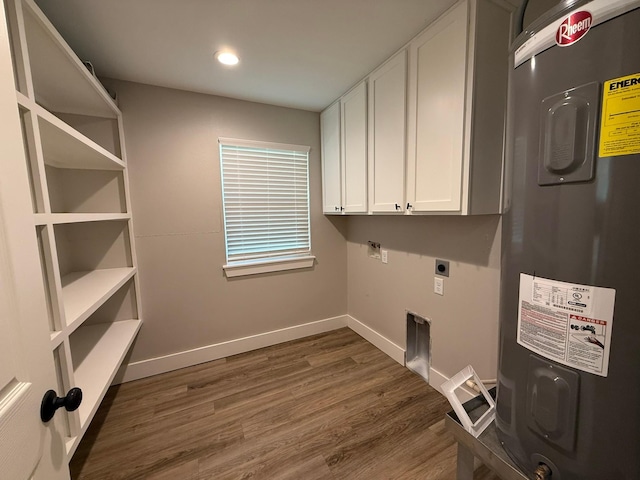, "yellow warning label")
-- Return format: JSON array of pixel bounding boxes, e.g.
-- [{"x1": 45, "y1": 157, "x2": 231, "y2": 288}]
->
[{"x1": 599, "y1": 73, "x2": 640, "y2": 157}]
